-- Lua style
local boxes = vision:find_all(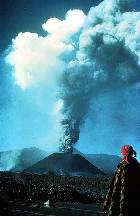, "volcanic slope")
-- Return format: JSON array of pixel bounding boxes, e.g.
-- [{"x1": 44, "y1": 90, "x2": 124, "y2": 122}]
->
[
  {"x1": 24, "y1": 153, "x2": 103, "y2": 176},
  {"x1": 85, "y1": 154, "x2": 121, "y2": 173}
]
